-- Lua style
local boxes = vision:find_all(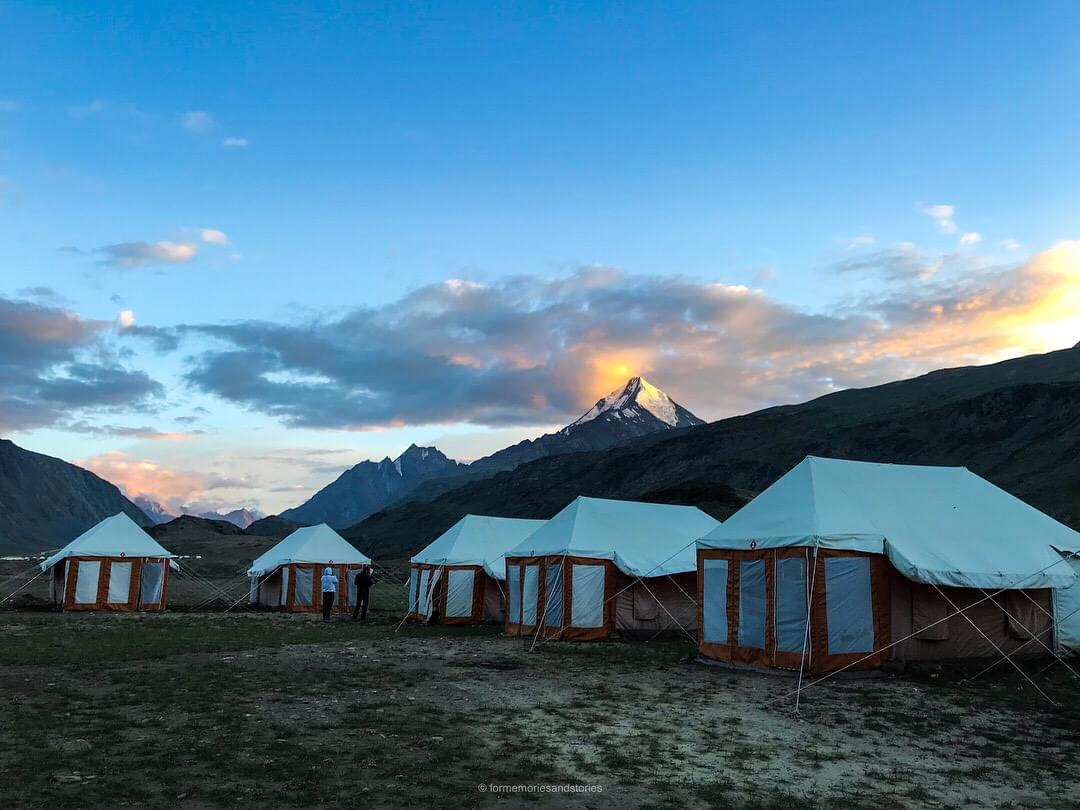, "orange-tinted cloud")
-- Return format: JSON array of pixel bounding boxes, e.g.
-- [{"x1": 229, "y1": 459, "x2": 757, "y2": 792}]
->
[
  {"x1": 79, "y1": 451, "x2": 256, "y2": 513},
  {"x1": 131, "y1": 242, "x2": 1080, "y2": 428}
]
